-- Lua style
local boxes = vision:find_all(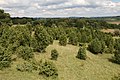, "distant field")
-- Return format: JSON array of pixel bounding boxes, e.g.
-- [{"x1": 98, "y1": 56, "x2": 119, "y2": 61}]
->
[
  {"x1": 101, "y1": 29, "x2": 120, "y2": 39},
  {"x1": 0, "y1": 40, "x2": 120, "y2": 80},
  {"x1": 101, "y1": 29, "x2": 117, "y2": 33},
  {"x1": 107, "y1": 21, "x2": 120, "y2": 25}
]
